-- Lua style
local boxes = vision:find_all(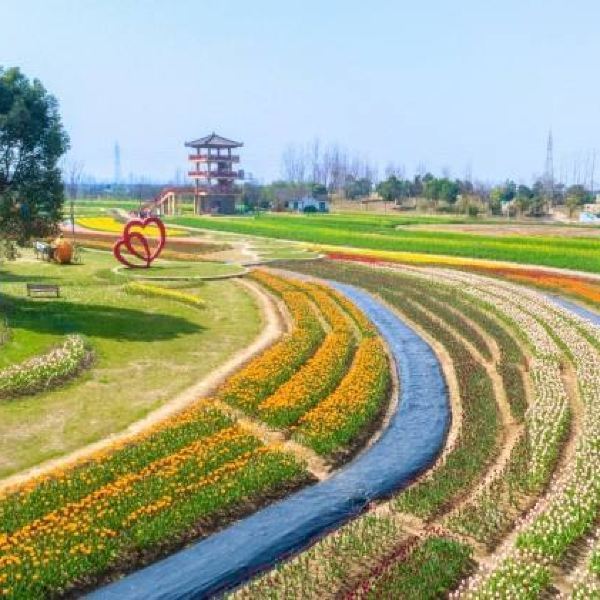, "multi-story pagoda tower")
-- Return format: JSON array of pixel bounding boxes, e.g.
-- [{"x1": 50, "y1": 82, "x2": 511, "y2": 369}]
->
[{"x1": 185, "y1": 133, "x2": 244, "y2": 214}]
